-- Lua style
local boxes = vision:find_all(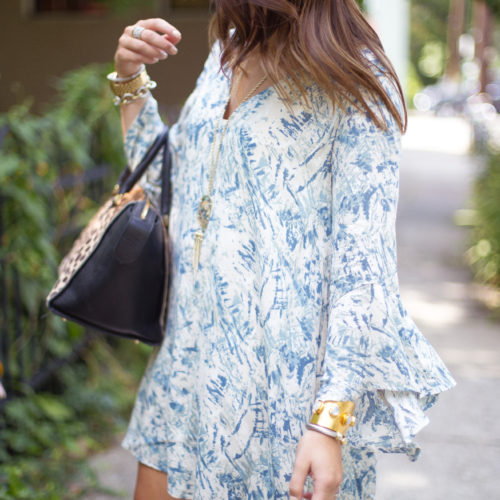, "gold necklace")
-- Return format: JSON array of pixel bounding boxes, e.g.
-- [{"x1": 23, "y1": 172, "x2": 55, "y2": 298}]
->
[{"x1": 193, "y1": 70, "x2": 268, "y2": 278}]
